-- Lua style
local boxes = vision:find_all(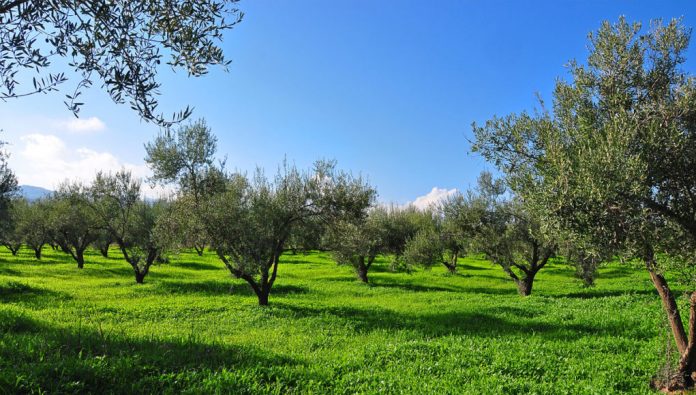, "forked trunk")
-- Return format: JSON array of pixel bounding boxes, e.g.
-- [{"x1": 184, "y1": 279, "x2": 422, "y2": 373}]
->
[
  {"x1": 194, "y1": 245, "x2": 204, "y2": 256},
  {"x1": 135, "y1": 272, "x2": 146, "y2": 284},
  {"x1": 99, "y1": 246, "x2": 109, "y2": 258}
]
